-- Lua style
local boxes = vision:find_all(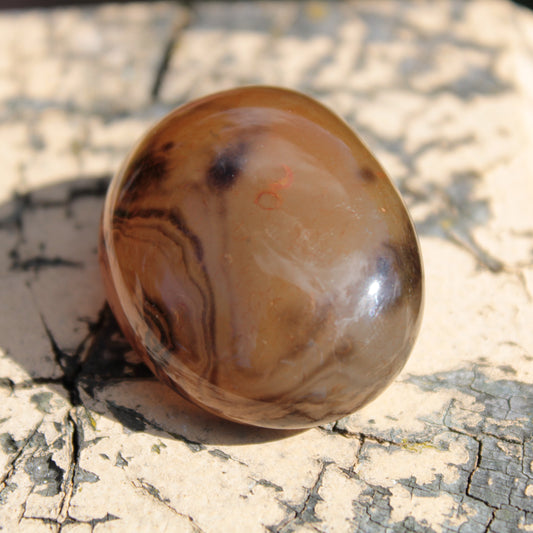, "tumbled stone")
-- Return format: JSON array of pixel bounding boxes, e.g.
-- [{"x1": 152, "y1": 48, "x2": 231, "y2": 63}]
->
[{"x1": 99, "y1": 86, "x2": 423, "y2": 428}]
